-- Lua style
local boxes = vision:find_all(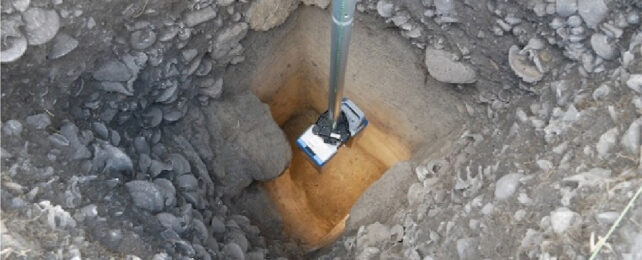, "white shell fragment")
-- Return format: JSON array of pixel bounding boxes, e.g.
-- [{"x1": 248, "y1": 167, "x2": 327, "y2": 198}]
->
[
  {"x1": 590, "y1": 33, "x2": 617, "y2": 60},
  {"x1": 508, "y1": 45, "x2": 543, "y2": 83},
  {"x1": 377, "y1": 0, "x2": 394, "y2": 18},
  {"x1": 22, "y1": 8, "x2": 61, "y2": 45},
  {"x1": 1, "y1": 15, "x2": 28, "y2": 63},
  {"x1": 49, "y1": 33, "x2": 79, "y2": 59}
]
